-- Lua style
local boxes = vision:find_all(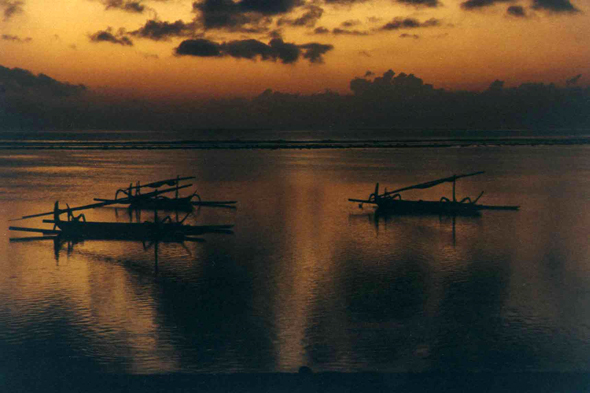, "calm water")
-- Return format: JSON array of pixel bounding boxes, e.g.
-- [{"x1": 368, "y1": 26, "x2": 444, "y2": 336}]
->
[{"x1": 1, "y1": 145, "x2": 589, "y2": 381}]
